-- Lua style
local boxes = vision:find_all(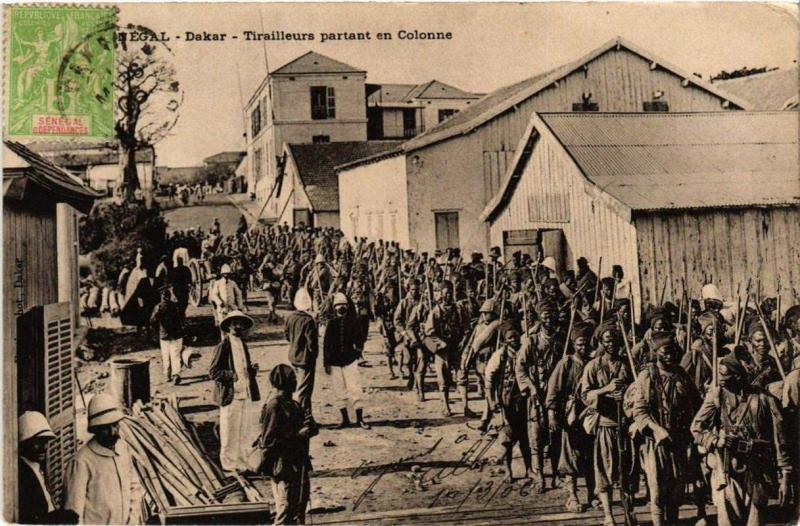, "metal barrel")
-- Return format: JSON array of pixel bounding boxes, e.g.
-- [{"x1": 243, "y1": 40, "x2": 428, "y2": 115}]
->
[{"x1": 109, "y1": 357, "x2": 151, "y2": 409}]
